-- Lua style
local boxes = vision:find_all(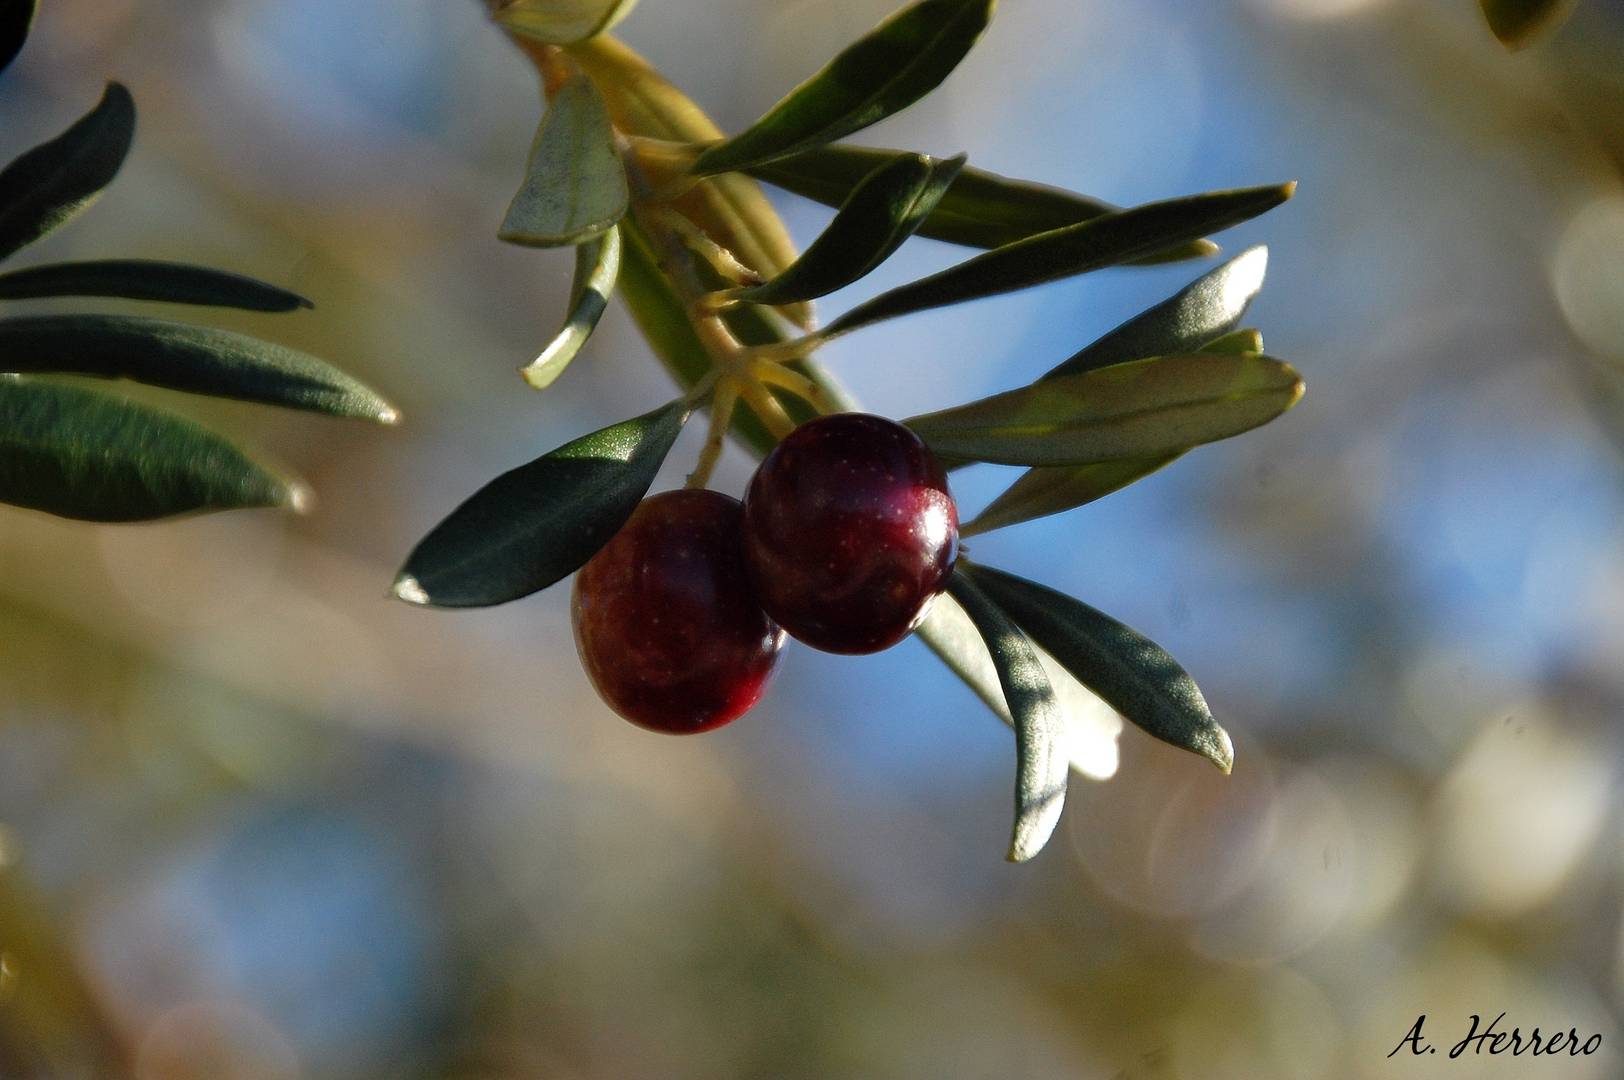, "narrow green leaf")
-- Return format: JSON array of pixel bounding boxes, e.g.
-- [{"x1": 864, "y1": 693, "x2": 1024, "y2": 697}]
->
[
  {"x1": 1480, "y1": 0, "x2": 1573, "y2": 49},
  {"x1": 961, "y1": 456, "x2": 1178, "y2": 537},
  {"x1": 1, "y1": 0, "x2": 36, "y2": 76},
  {"x1": 393, "y1": 399, "x2": 691, "y2": 608},
  {"x1": 498, "y1": 73, "x2": 628, "y2": 248},
  {"x1": 906, "y1": 352, "x2": 1303, "y2": 467},
  {"x1": 495, "y1": 0, "x2": 640, "y2": 44},
  {"x1": 914, "y1": 594, "x2": 1121, "y2": 780},
  {"x1": 960, "y1": 328, "x2": 1268, "y2": 535},
  {"x1": 0, "y1": 82, "x2": 135, "y2": 262},
  {"x1": 0, "y1": 315, "x2": 397, "y2": 422},
  {"x1": 0, "y1": 378, "x2": 299, "y2": 521},
  {"x1": 959, "y1": 253, "x2": 1273, "y2": 532},
  {"x1": 725, "y1": 152, "x2": 964, "y2": 307},
  {"x1": 746, "y1": 142, "x2": 1215, "y2": 261},
  {"x1": 965, "y1": 563, "x2": 1233, "y2": 772},
  {"x1": 0, "y1": 259, "x2": 314, "y2": 312},
  {"x1": 820, "y1": 184, "x2": 1294, "y2": 340},
  {"x1": 521, "y1": 226, "x2": 620, "y2": 390},
  {"x1": 945, "y1": 571, "x2": 1069, "y2": 862},
  {"x1": 691, "y1": 0, "x2": 996, "y2": 176},
  {"x1": 1045, "y1": 246, "x2": 1268, "y2": 379},
  {"x1": 617, "y1": 218, "x2": 848, "y2": 455}
]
